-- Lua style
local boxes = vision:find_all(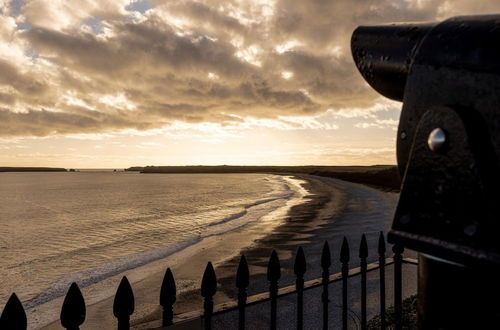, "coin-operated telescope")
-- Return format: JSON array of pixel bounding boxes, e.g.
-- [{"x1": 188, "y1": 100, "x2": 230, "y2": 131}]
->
[{"x1": 352, "y1": 15, "x2": 500, "y2": 329}]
